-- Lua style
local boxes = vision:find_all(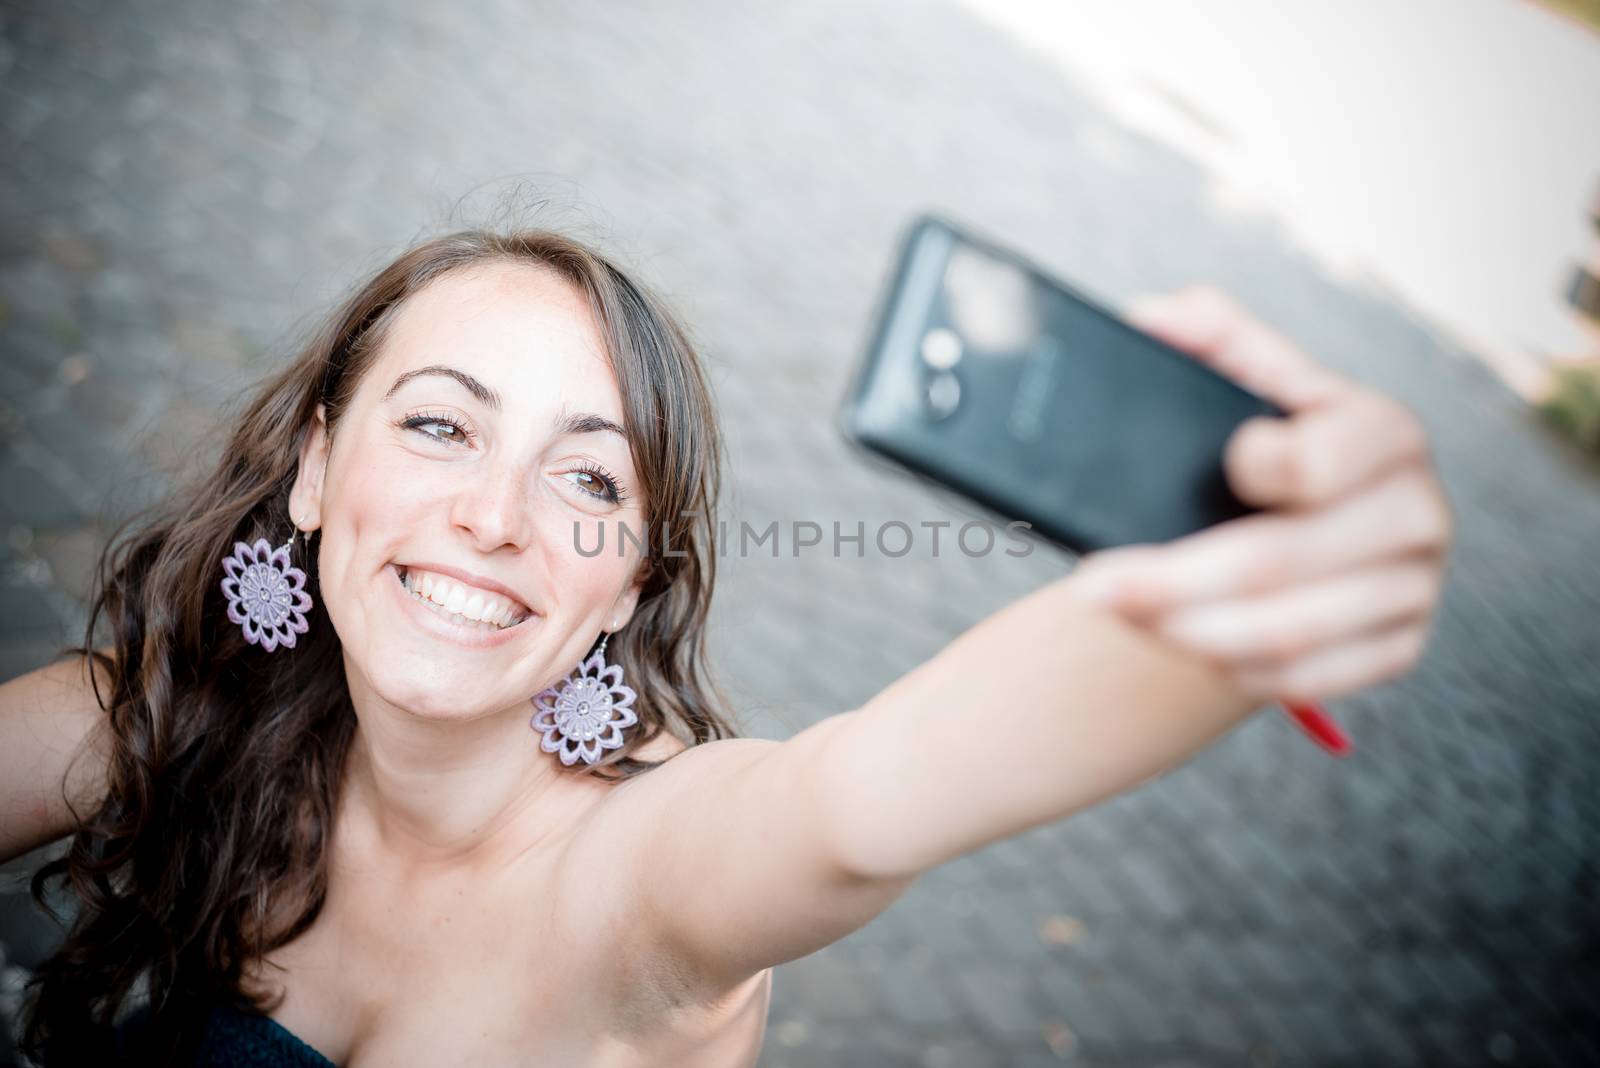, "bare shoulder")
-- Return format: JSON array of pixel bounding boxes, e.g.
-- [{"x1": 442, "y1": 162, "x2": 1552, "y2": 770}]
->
[
  {"x1": 553, "y1": 732, "x2": 780, "y2": 890},
  {"x1": 631, "y1": 728, "x2": 697, "y2": 763},
  {"x1": 551, "y1": 734, "x2": 779, "y2": 995},
  {"x1": 617, "y1": 731, "x2": 776, "y2": 796},
  {"x1": 580, "y1": 733, "x2": 782, "y2": 862},
  {"x1": 592, "y1": 717, "x2": 857, "y2": 849},
  {"x1": 545, "y1": 715, "x2": 894, "y2": 1051}
]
